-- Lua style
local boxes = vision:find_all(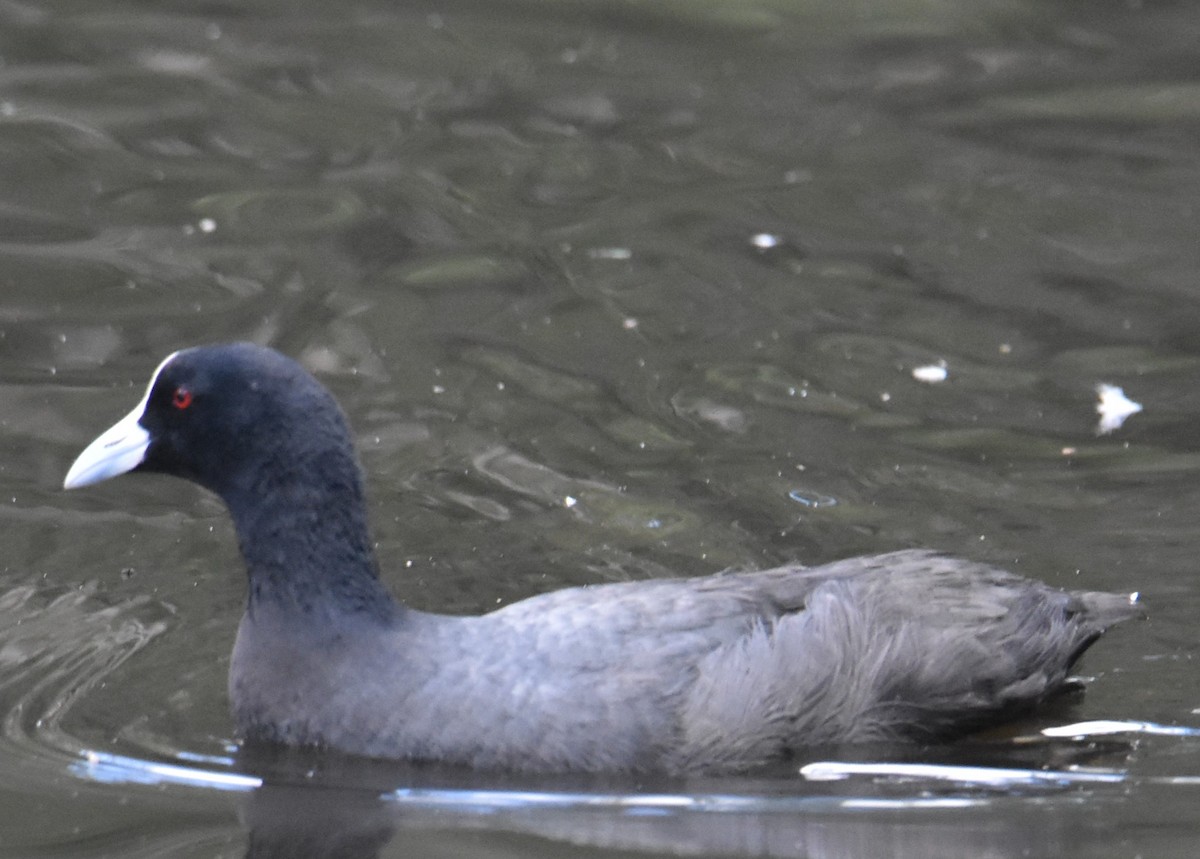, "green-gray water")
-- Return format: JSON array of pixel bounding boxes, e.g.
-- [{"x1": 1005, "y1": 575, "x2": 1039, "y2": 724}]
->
[{"x1": 2, "y1": 1, "x2": 1198, "y2": 856}]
